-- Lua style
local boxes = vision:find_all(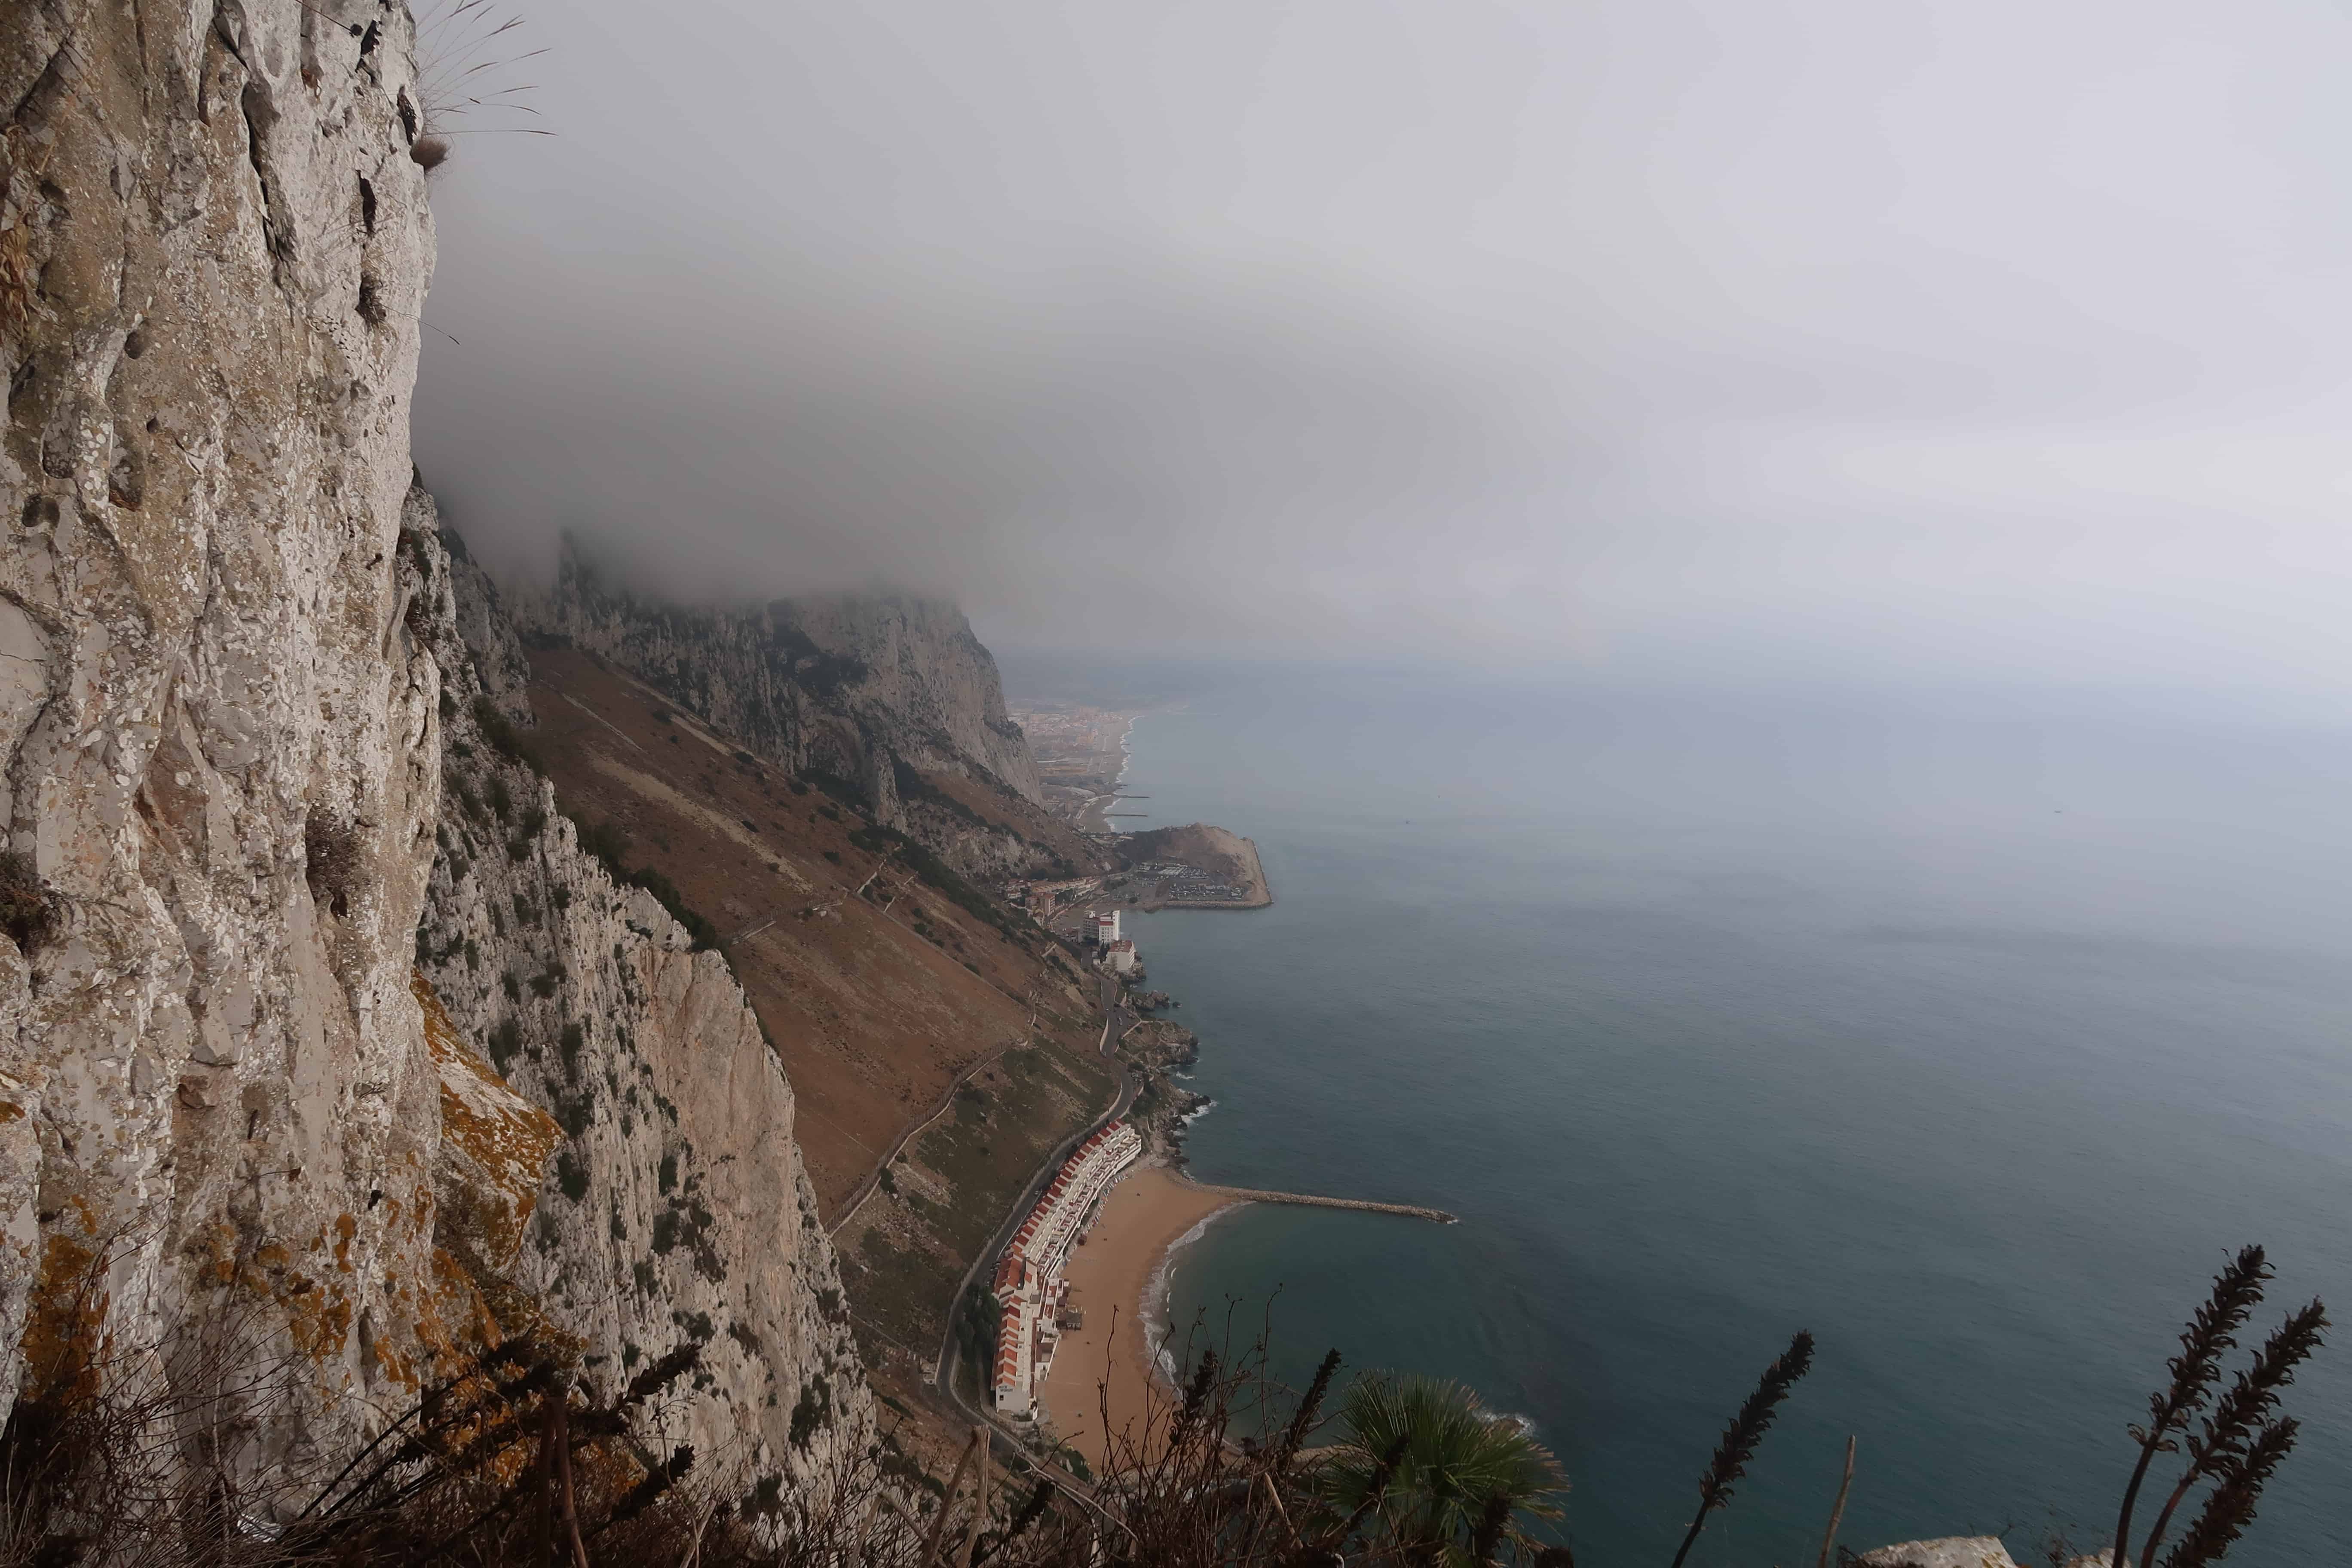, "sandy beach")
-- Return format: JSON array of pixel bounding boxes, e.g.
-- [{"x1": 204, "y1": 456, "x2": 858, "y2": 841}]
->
[
  {"x1": 1035, "y1": 1164, "x2": 1237, "y2": 1470},
  {"x1": 1074, "y1": 715, "x2": 1137, "y2": 833}
]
